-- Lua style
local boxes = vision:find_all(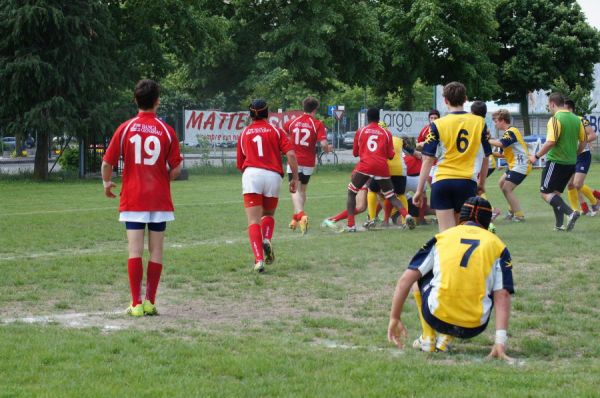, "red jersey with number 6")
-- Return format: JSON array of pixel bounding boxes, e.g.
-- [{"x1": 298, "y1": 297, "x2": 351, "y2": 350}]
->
[
  {"x1": 237, "y1": 119, "x2": 293, "y2": 176},
  {"x1": 353, "y1": 122, "x2": 395, "y2": 177},
  {"x1": 283, "y1": 114, "x2": 327, "y2": 167},
  {"x1": 103, "y1": 111, "x2": 183, "y2": 212}
]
